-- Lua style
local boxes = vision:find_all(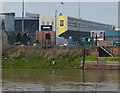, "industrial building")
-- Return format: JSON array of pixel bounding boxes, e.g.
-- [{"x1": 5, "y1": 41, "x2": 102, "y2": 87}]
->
[
  {"x1": 0, "y1": 13, "x2": 32, "y2": 45},
  {"x1": 91, "y1": 30, "x2": 120, "y2": 41},
  {"x1": 104, "y1": 30, "x2": 120, "y2": 41},
  {"x1": 15, "y1": 17, "x2": 39, "y2": 39},
  {"x1": 15, "y1": 14, "x2": 56, "y2": 46},
  {"x1": 58, "y1": 16, "x2": 116, "y2": 46},
  {"x1": 1, "y1": 12, "x2": 119, "y2": 47},
  {"x1": 93, "y1": 30, "x2": 120, "y2": 47},
  {"x1": 58, "y1": 16, "x2": 115, "y2": 42},
  {"x1": 36, "y1": 15, "x2": 56, "y2": 46}
]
